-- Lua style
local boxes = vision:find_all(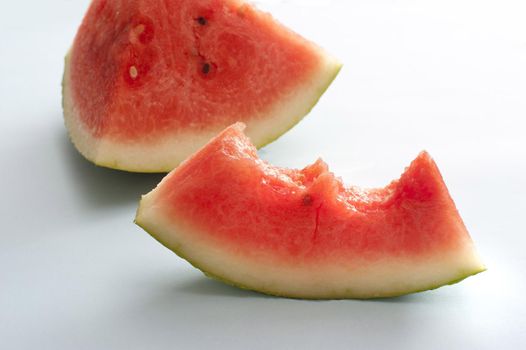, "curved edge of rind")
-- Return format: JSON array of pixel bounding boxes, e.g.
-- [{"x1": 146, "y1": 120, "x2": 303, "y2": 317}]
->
[
  {"x1": 136, "y1": 213, "x2": 485, "y2": 299},
  {"x1": 135, "y1": 187, "x2": 486, "y2": 300},
  {"x1": 253, "y1": 55, "x2": 343, "y2": 149}
]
